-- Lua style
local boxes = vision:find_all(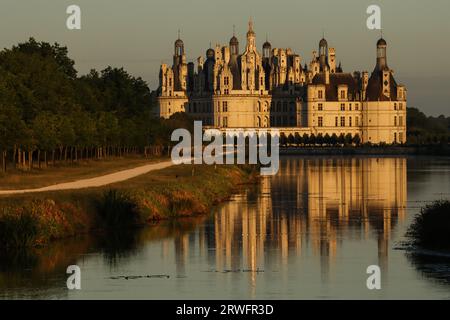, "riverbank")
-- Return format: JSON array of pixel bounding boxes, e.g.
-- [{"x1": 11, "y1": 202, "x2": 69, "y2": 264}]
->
[
  {"x1": 0, "y1": 164, "x2": 258, "y2": 248},
  {"x1": 280, "y1": 144, "x2": 450, "y2": 156}
]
